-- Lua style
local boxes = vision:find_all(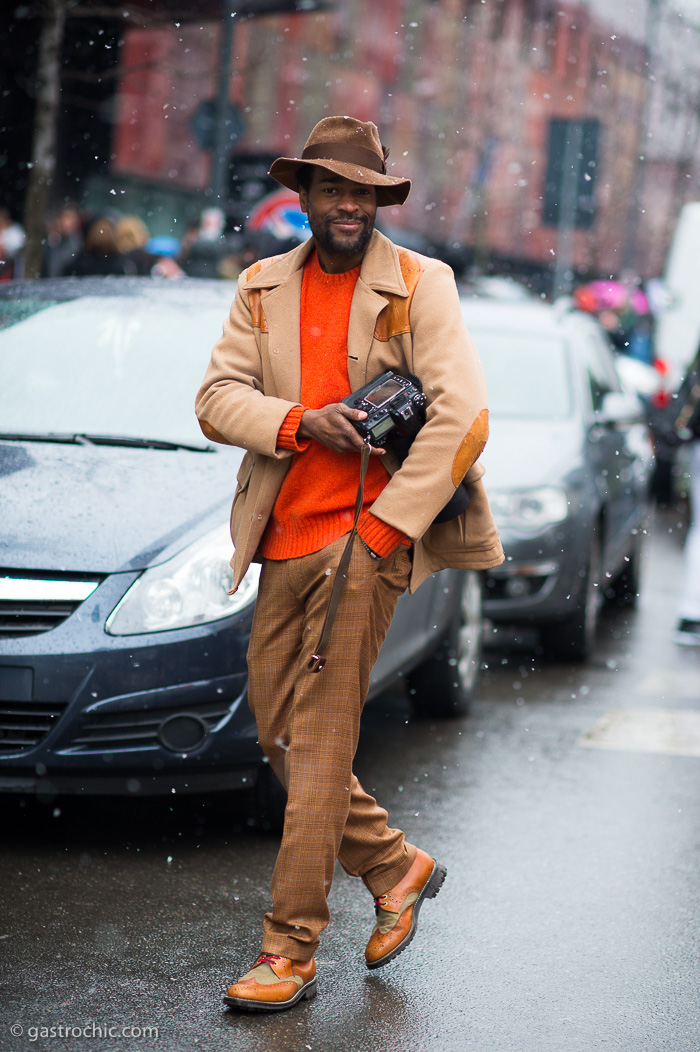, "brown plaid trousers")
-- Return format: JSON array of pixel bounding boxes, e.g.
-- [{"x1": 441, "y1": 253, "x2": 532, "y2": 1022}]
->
[{"x1": 247, "y1": 534, "x2": 418, "y2": 961}]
